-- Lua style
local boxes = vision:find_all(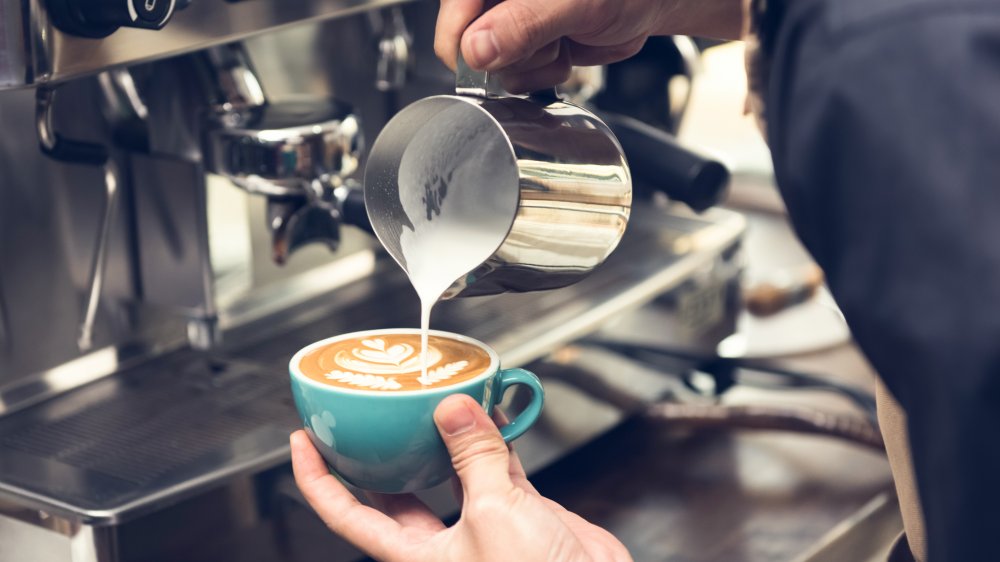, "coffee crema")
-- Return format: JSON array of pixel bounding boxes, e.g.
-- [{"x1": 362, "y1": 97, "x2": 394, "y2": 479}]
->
[{"x1": 298, "y1": 334, "x2": 492, "y2": 391}]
